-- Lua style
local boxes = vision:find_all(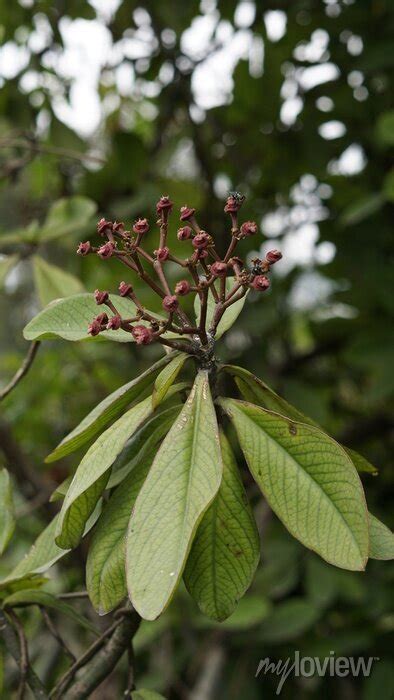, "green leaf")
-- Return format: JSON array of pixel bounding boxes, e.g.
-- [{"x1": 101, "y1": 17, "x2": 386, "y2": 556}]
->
[
  {"x1": 224, "y1": 365, "x2": 379, "y2": 476},
  {"x1": 0, "y1": 469, "x2": 15, "y2": 555},
  {"x1": 38, "y1": 196, "x2": 97, "y2": 241},
  {"x1": 49, "y1": 476, "x2": 72, "y2": 502},
  {"x1": 0, "y1": 221, "x2": 40, "y2": 248},
  {"x1": 127, "y1": 371, "x2": 222, "y2": 620},
  {"x1": 152, "y1": 353, "x2": 189, "y2": 409},
  {"x1": 0, "y1": 255, "x2": 19, "y2": 289},
  {"x1": 194, "y1": 280, "x2": 248, "y2": 339},
  {"x1": 23, "y1": 293, "x2": 153, "y2": 343},
  {"x1": 219, "y1": 398, "x2": 369, "y2": 571},
  {"x1": 2, "y1": 590, "x2": 97, "y2": 634},
  {"x1": 184, "y1": 431, "x2": 260, "y2": 621},
  {"x1": 376, "y1": 110, "x2": 394, "y2": 146},
  {"x1": 383, "y1": 169, "x2": 394, "y2": 202},
  {"x1": 215, "y1": 595, "x2": 271, "y2": 630},
  {"x1": 369, "y1": 513, "x2": 394, "y2": 560},
  {"x1": 256, "y1": 599, "x2": 320, "y2": 643},
  {"x1": 55, "y1": 396, "x2": 156, "y2": 549},
  {"x1": 339, "y1": 193, "x2": 384, "y2": 227},
  {"x1": 132, "y1": 691, "x2": 167, "y2": 700},
  {"x1": 46, "y1": 354, "x2": 174, "y2": 463},
  {"x1": 33, "y1": 255, "x2": 85, "y2": 307}
]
